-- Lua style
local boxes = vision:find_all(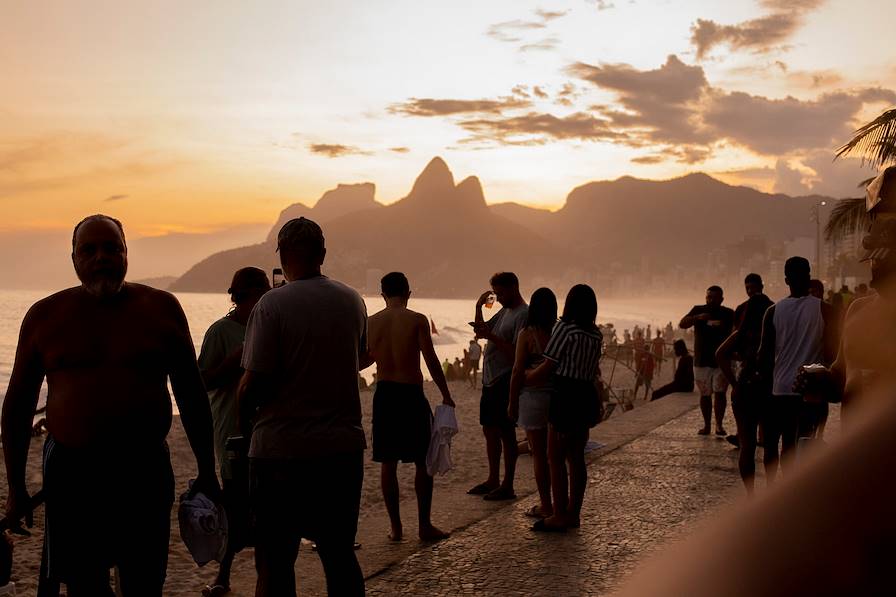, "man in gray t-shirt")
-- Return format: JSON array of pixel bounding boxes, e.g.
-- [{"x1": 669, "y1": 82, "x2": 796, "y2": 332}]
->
[
  {"x1": 468, "y1": 272, "x2": 528, "y2": 501},
  {"x1": 239, "y1": 217, "x2": 366, "y2": 596}
]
